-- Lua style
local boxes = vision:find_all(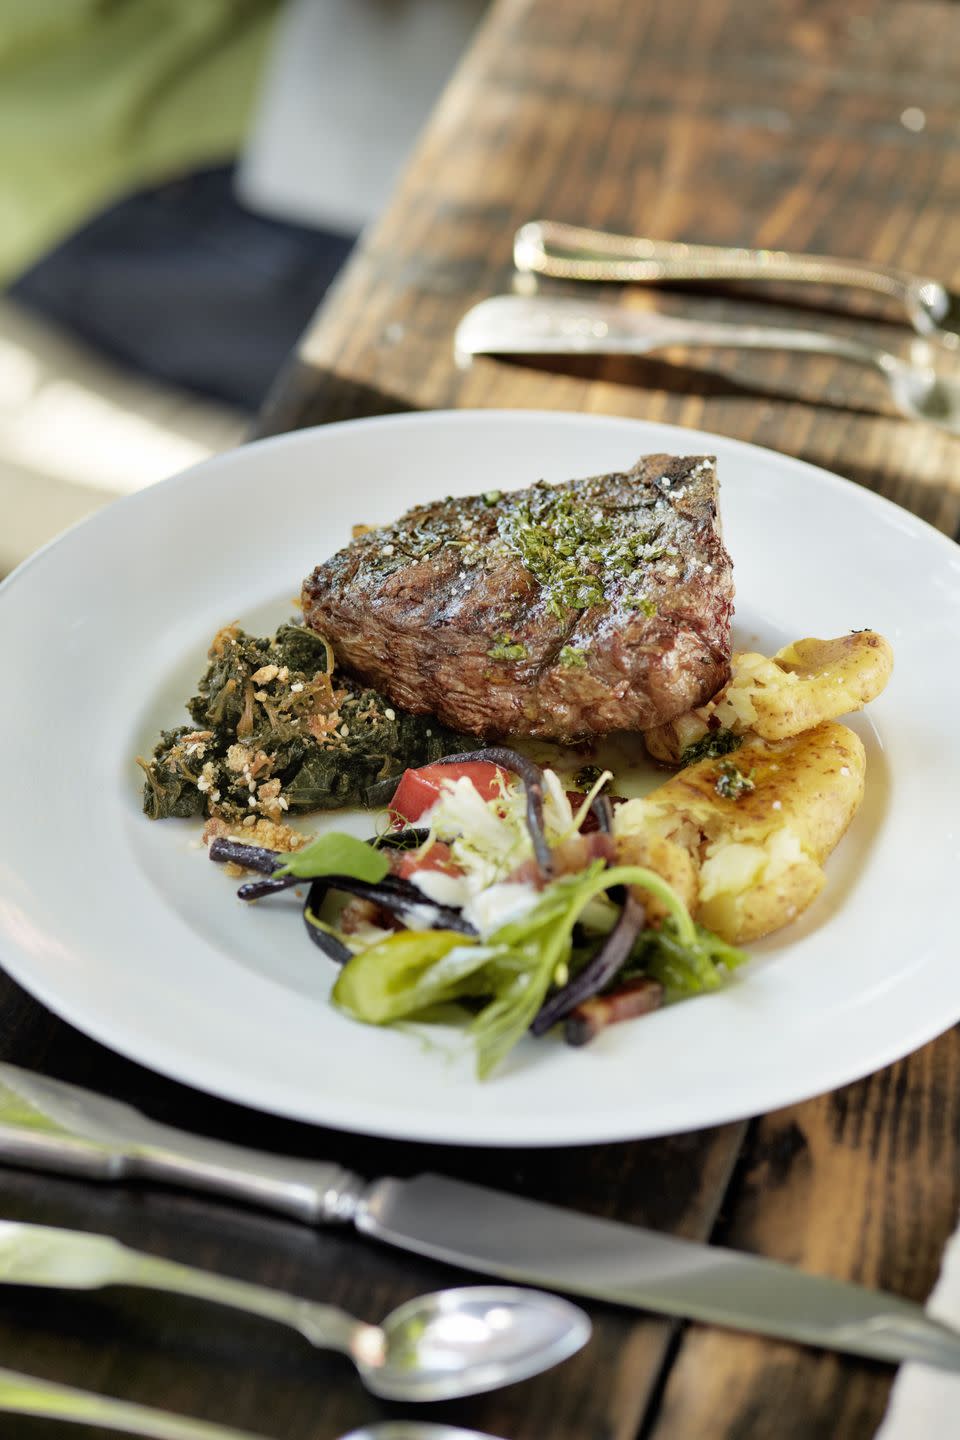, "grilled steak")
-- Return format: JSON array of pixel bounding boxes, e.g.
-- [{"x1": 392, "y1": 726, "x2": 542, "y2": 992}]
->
[{"x1": 301, "y1": 454, "x2": 734, "y2": 741}]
